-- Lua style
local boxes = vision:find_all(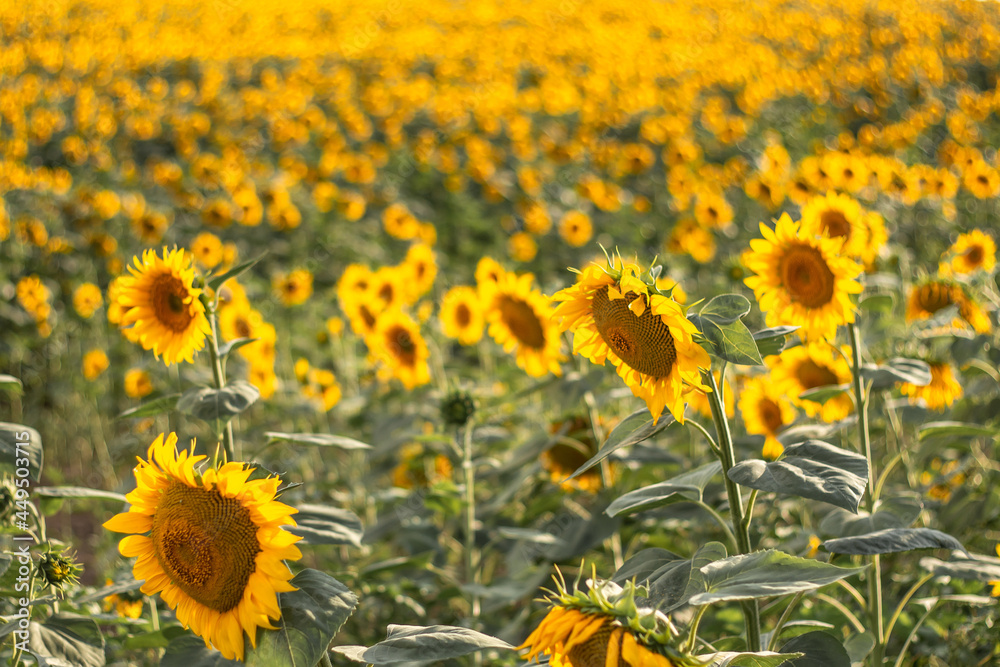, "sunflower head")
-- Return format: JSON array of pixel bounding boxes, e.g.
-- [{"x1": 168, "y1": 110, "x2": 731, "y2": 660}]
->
[
  {"x1": 37, "y1": 549, "x2": 83, "y2": 591},
  {"x1": 440, "y1": 390, "x2": 476, "y2": 427},
  {"x1": 103, "y1": 433, "x2": 302, "y2": 661}
]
